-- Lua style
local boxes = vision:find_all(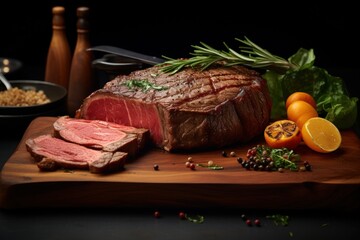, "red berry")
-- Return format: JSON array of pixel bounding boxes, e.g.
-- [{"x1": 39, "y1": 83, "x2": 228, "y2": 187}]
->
[
  {"x1": 189, "y1": 163, "x2": 196, "y2": 170},
  {"x1": 254, "y1": 219, "x2": 261, "y2": 226}
]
